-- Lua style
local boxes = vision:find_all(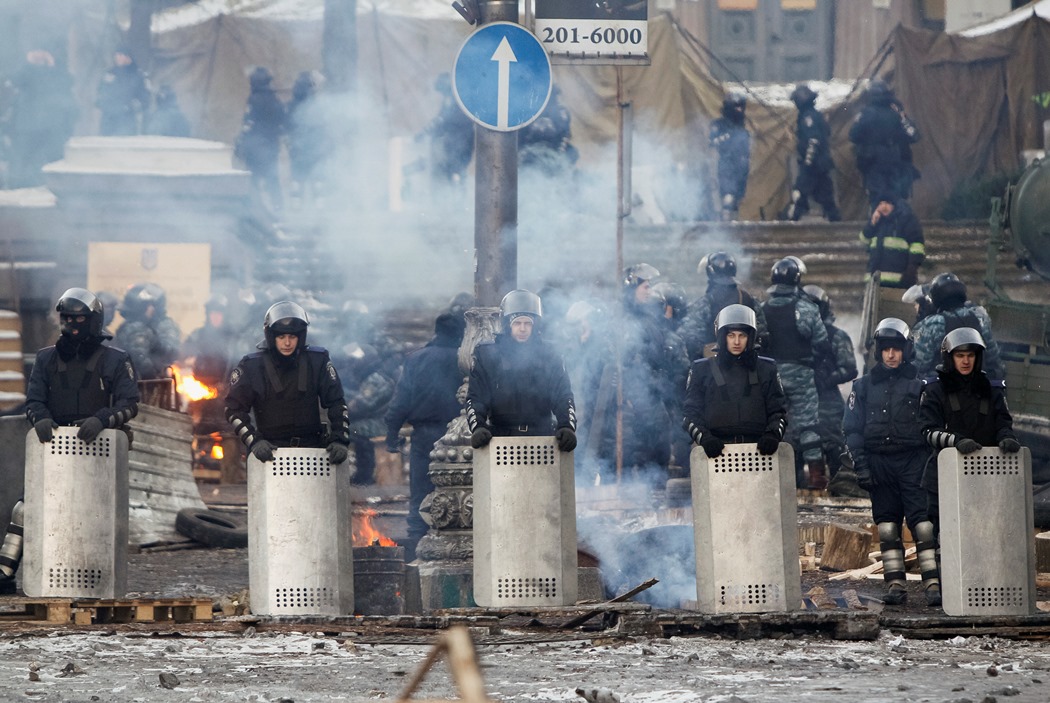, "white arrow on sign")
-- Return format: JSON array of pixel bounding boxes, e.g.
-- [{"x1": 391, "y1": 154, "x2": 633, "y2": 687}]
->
[{"x1": 491, "y1": 36, "x2": 517, "y2": 130}]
